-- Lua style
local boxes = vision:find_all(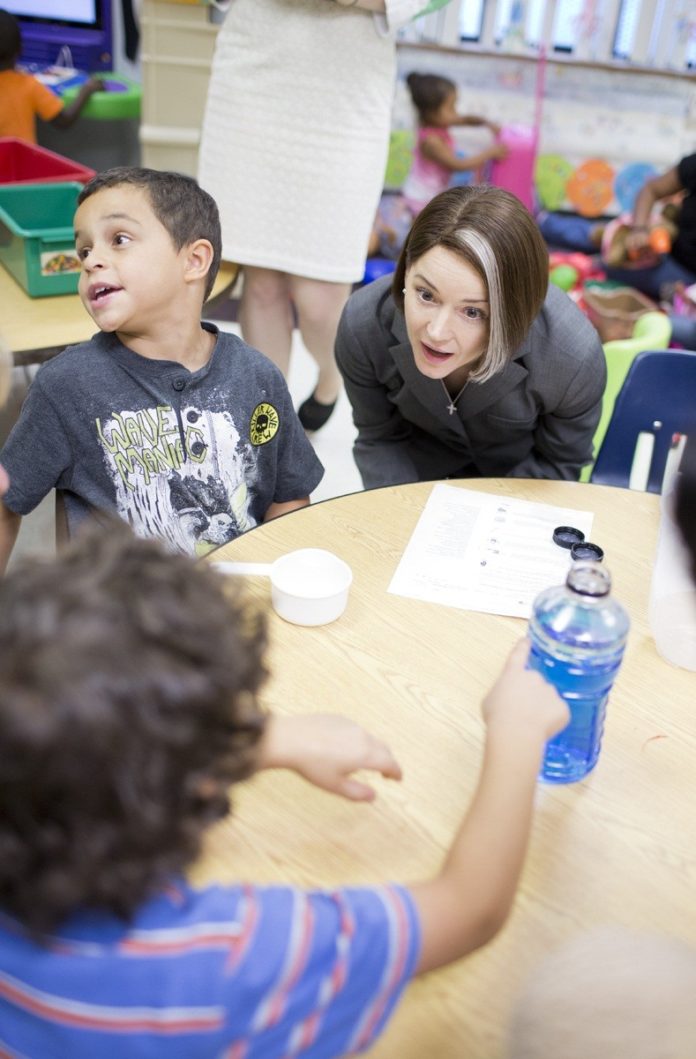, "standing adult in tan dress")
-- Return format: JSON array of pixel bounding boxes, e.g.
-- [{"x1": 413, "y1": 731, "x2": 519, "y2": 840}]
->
[{"x1": 198, "y1": 0, "x2": 424, "y2": 431}]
